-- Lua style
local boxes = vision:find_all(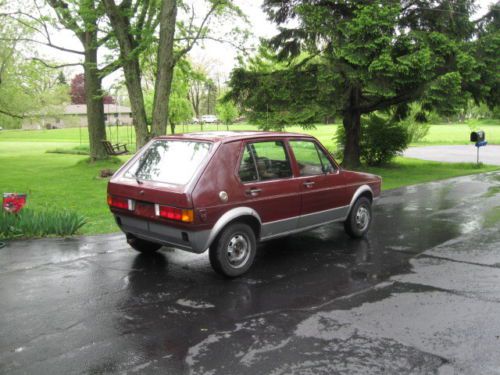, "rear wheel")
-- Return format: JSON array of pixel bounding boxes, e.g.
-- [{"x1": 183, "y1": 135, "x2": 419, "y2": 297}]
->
[
  {"x1": 126, "y1": 234, "x2": 162, "y2": 253},
  {"x1": 344, "y1": 196, "x2": 372, "y2": 238},
  {"x1": 209, "y1": 223, "x2": 257, "y2": 278}
]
